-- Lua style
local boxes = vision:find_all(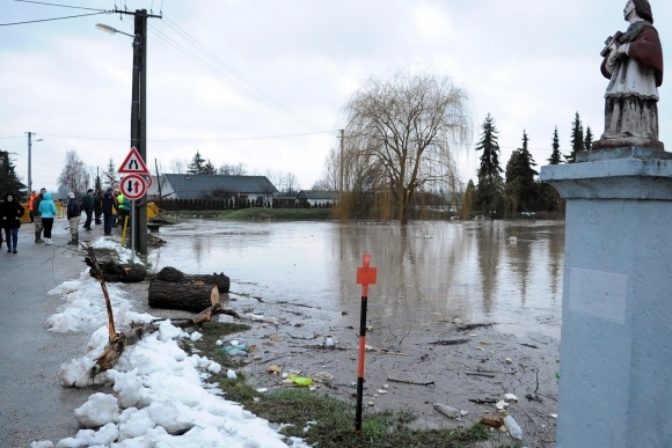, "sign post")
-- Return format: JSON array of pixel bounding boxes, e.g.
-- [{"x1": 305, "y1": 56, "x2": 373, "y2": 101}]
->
[
  {"x1": 118, "y1": 147, "x2": 150, "y2": 256},
  {"x1": 355, "y1": 253, "x2": 377, "y2": 435}
]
